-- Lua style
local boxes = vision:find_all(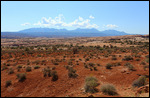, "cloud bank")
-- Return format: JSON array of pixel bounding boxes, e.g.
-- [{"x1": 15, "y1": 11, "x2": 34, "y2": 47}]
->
[
  {"x1": 105, "y1": 24, "x2": 118, "y2": 28},
  {"x1": 32, "y1": 14, "x2": 99, "y2": 28}
]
